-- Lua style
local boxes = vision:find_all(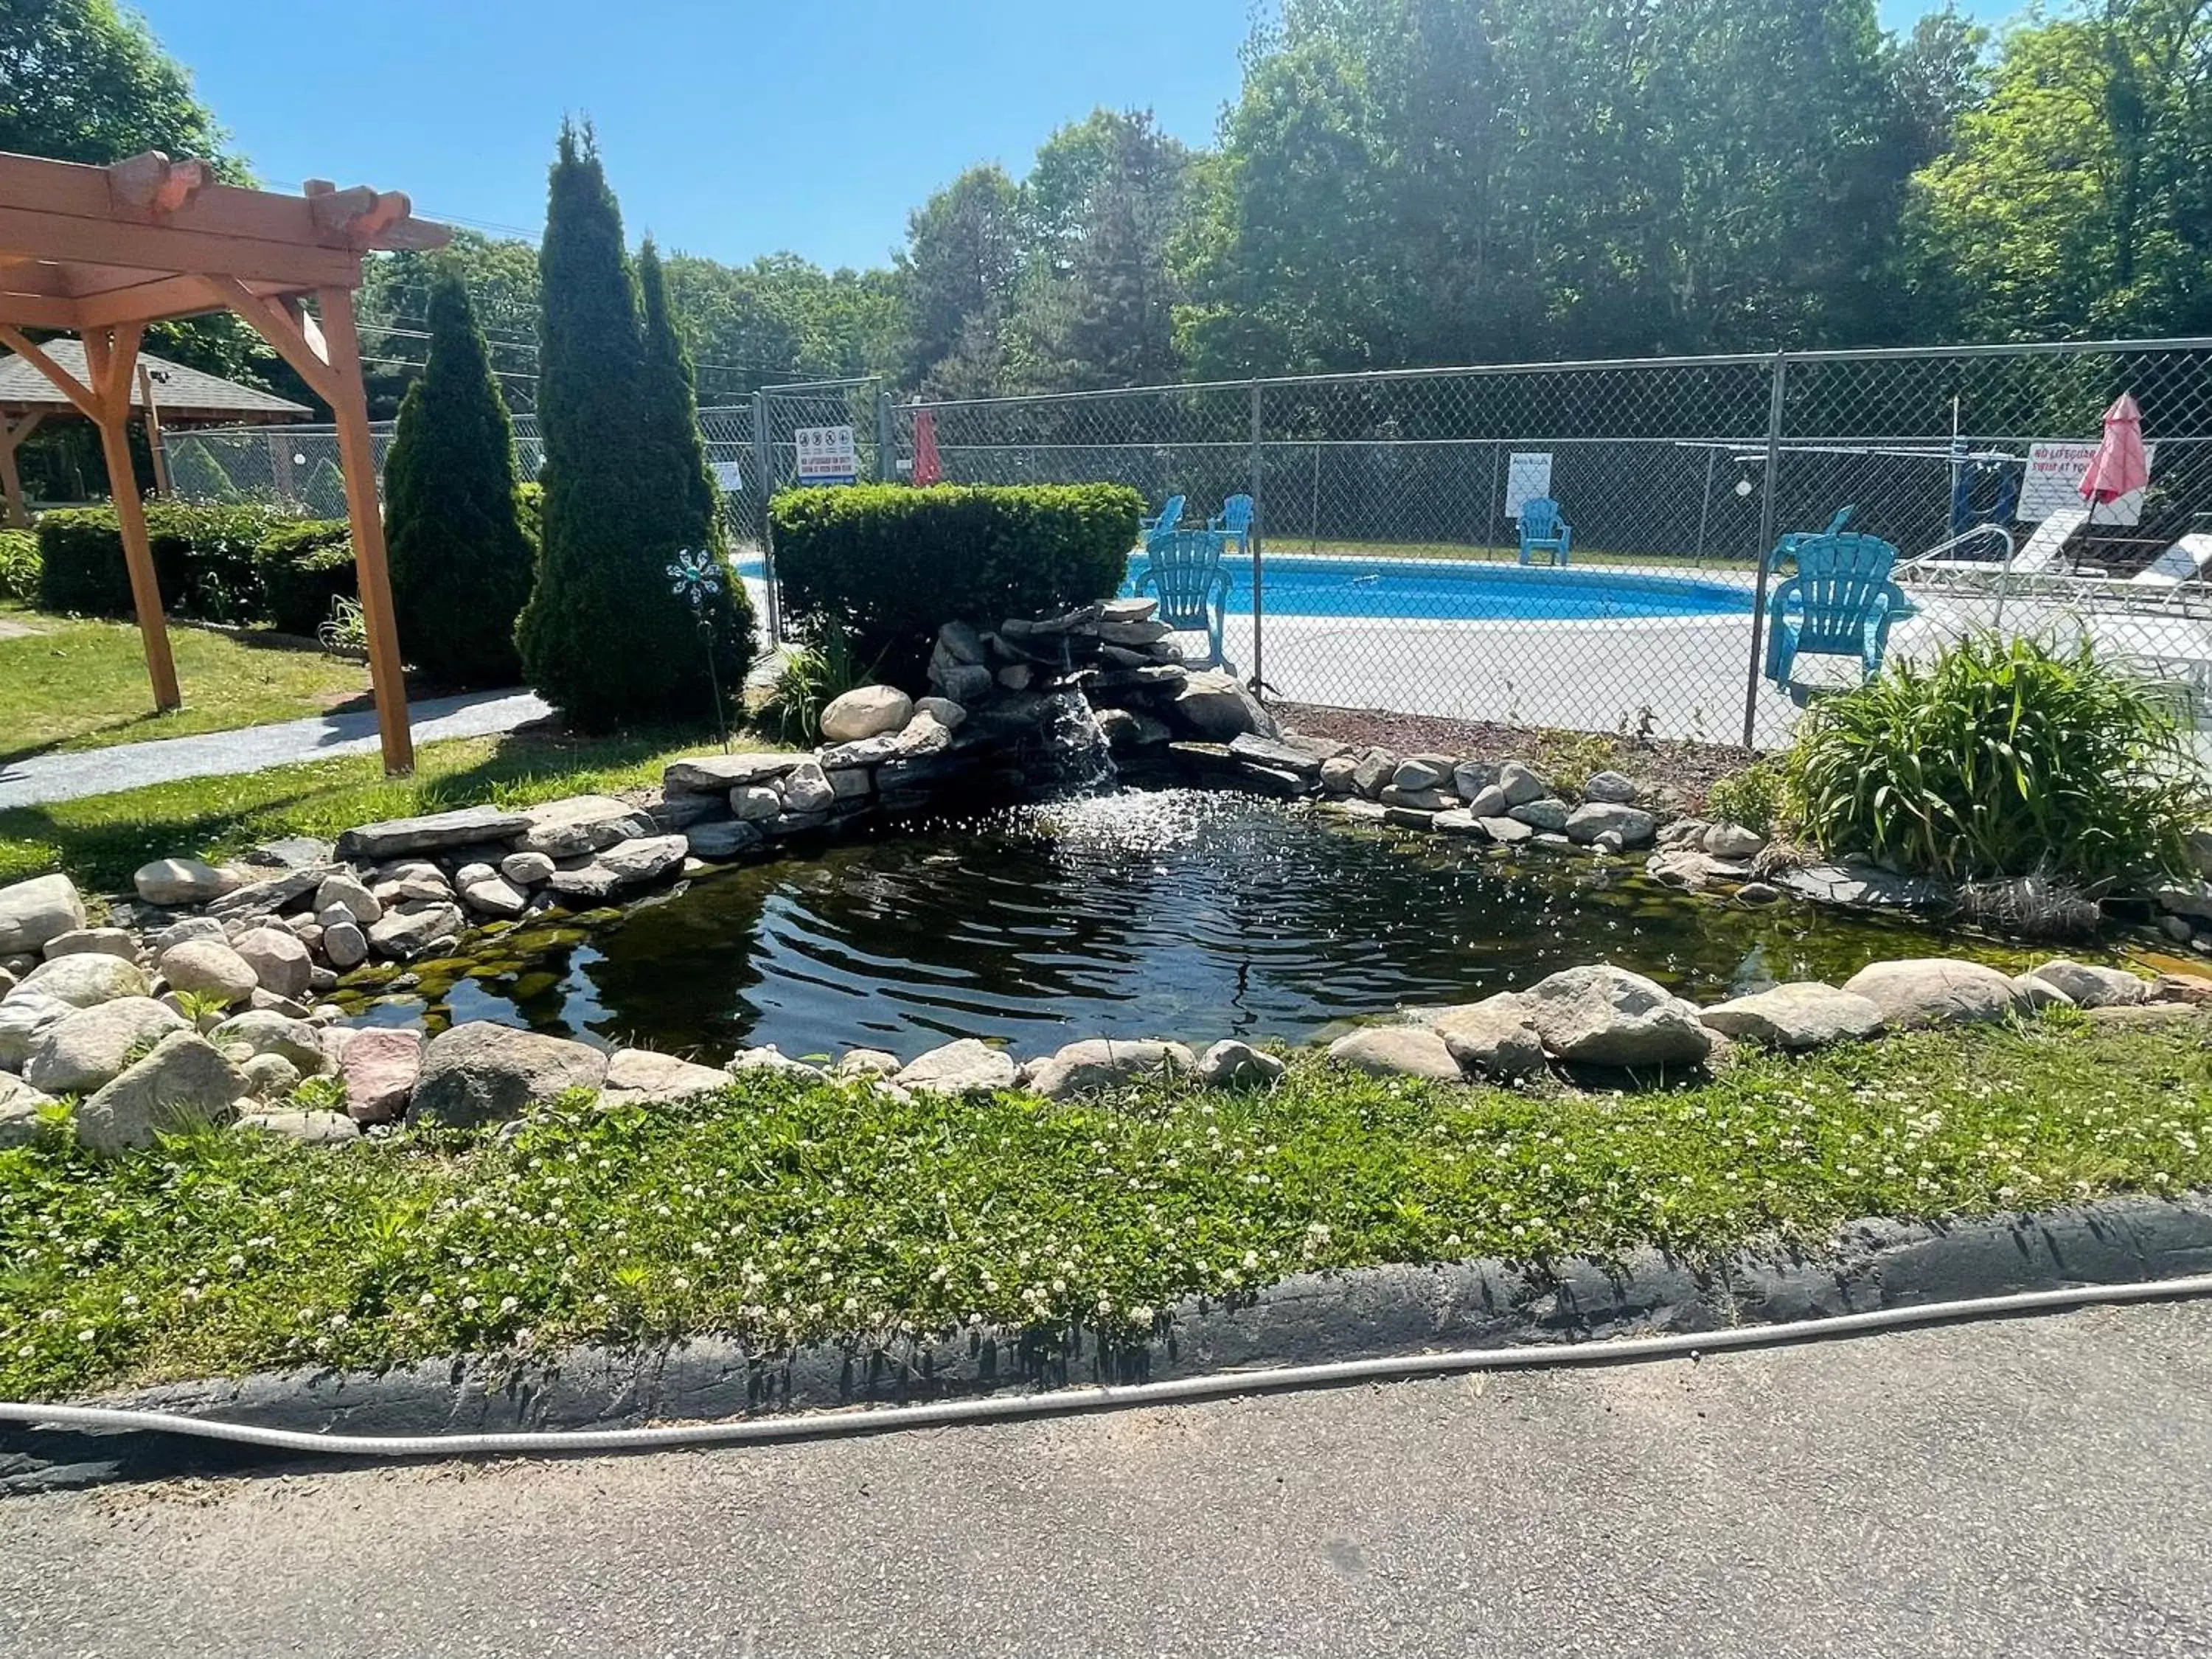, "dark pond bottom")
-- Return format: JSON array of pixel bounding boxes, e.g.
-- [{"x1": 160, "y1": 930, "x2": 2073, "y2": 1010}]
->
[{"x1": 352, "y1": 787, "x2": 2059, "y2": 1062}]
